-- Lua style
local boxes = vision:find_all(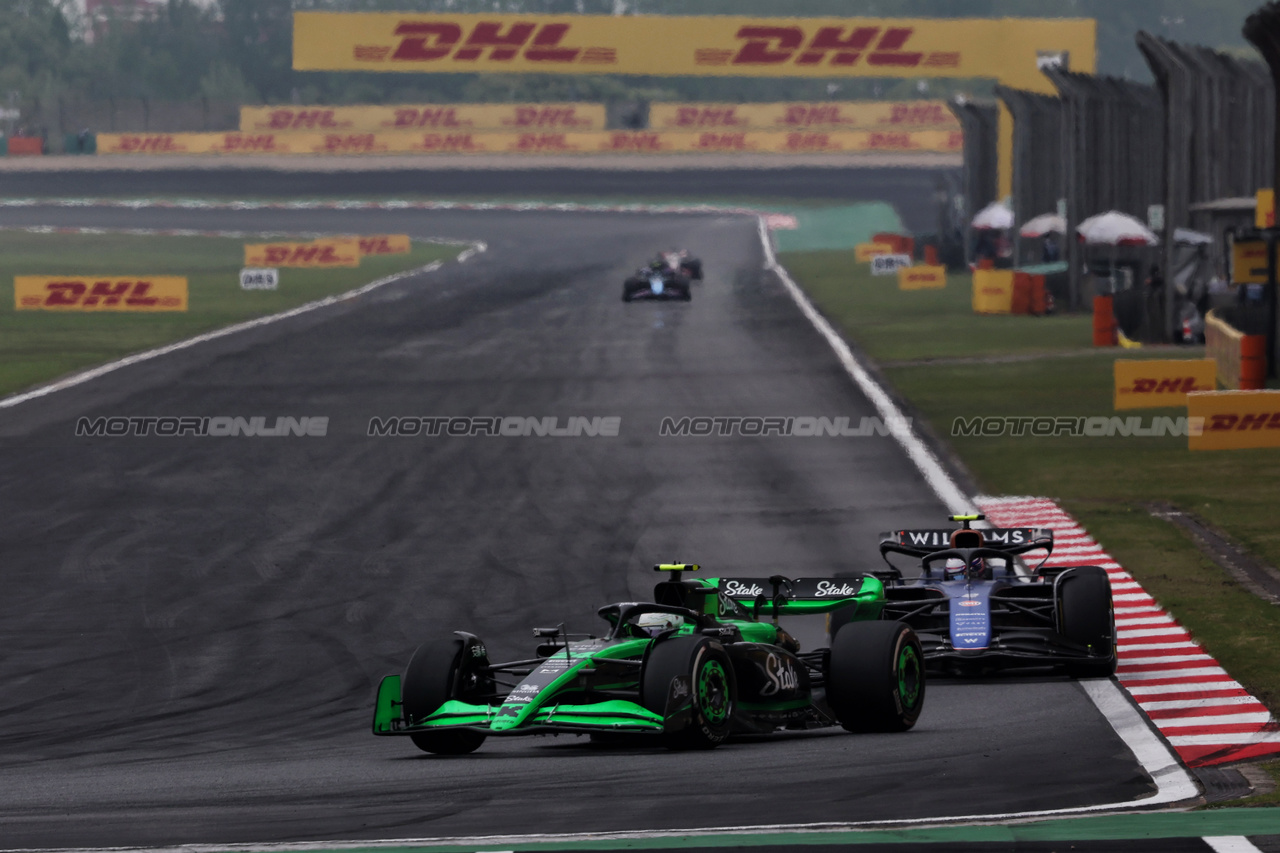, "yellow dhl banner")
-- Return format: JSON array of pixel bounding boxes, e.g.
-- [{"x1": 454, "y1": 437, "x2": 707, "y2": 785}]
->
[
  {"x1": 15, "y1": 276, "x2": 188, "y2": 311},
  {"x1": 1113, "y1": 359, "x2": 1216, "y2": 410},
  {"x1": 972, "y1": 269, "x2": 1014, "y2": 314},
  {"x1": 1232, "y1": 240, "x2": 1269, "y2": 285},
  {"x1": 855, "y1": 242, "x2": 896, "y2": 262},
  {"x1": 355, "y1": 234, "x2": 412, "y2": 256},
  {"x1": 240, "y1": 103, "x2": 606, "y2": 132},
  {"x1": 1188, "y1": 390, "x2": 1280, "y2": 451},
  {"x1": 898, "y1": 265, "x2": 947, "y2": 290},
  {"x1": 649, "y1": 101, "x2": 959, "y2": 131},
  {"x1": 293, "y1": 13, "x2": 1095, "y2": 90},
  {"x1": 244, "y1": 239, "x2": 361, "y2": 267},
  {"x1": 96, "y1": 130, "x2": 962, "y2": 156}
]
